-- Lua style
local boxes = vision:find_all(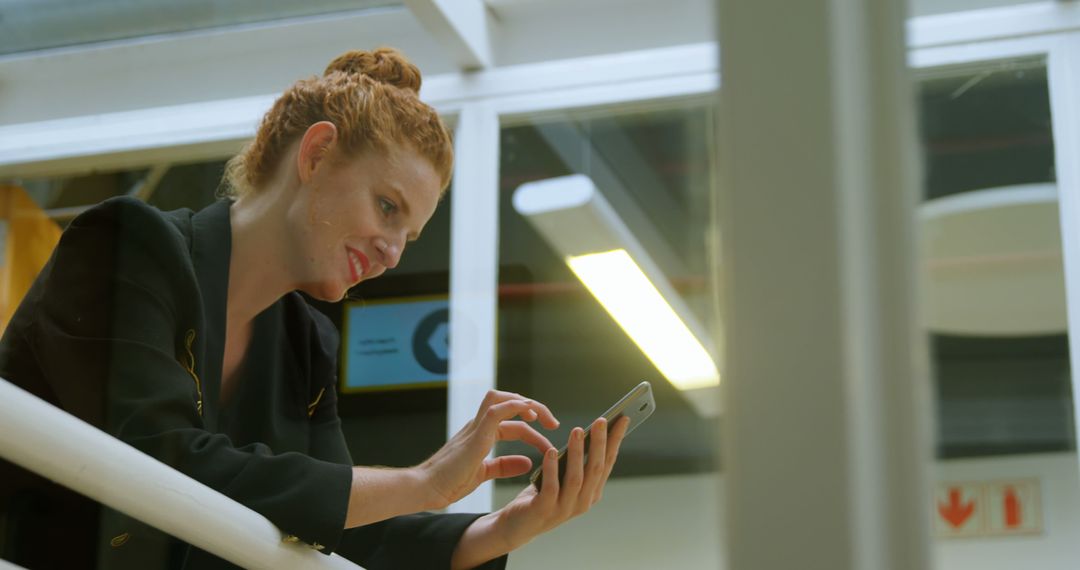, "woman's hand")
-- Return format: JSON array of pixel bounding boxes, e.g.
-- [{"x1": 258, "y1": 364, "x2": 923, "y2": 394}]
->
[
  {"x1": 417, "y1": 390, "x2": 560, "y2": 509},
  {"x1": 491, "y1": 414, "x2": 631, "y2": 550}
]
